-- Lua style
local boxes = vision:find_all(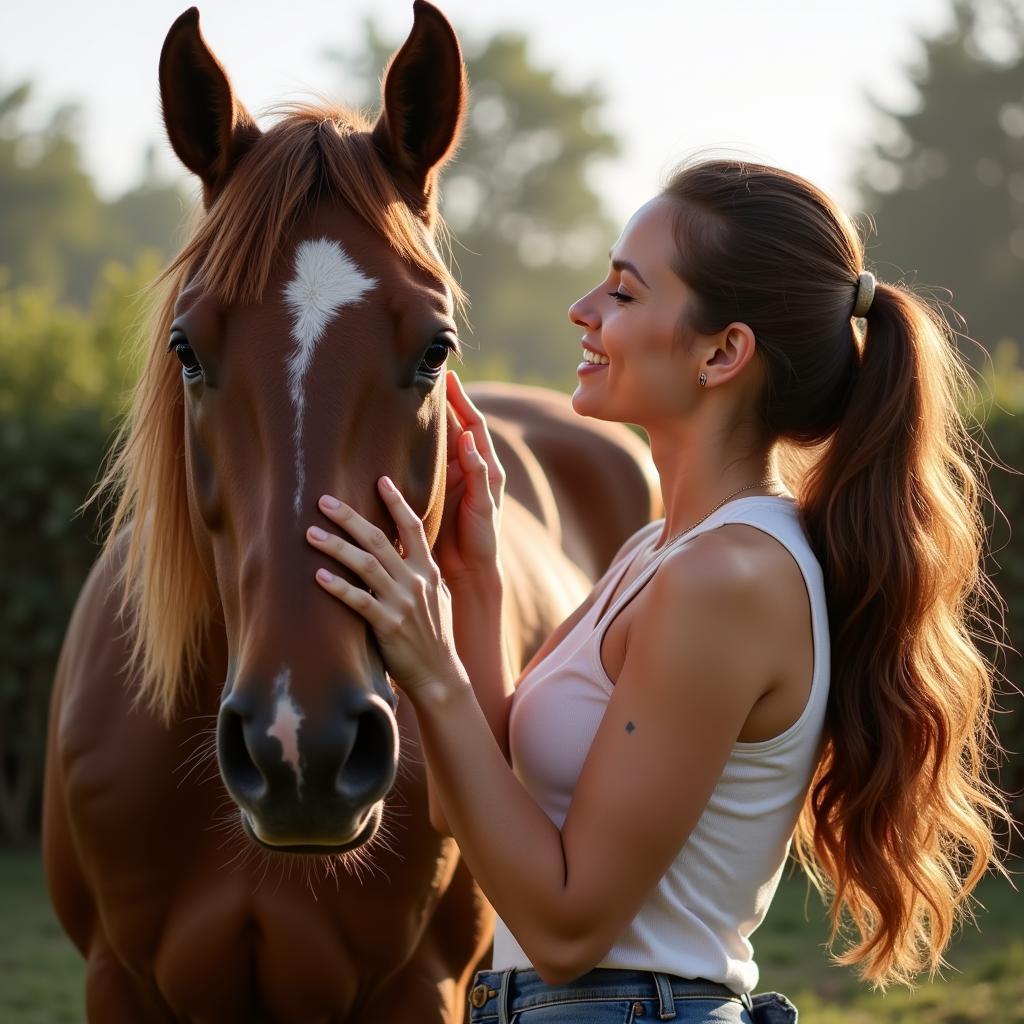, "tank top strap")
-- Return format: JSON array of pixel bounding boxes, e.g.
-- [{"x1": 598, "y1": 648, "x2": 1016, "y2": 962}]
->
[{"x1": 596, "y1": 495, "x2": 799, "y2": 629}]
